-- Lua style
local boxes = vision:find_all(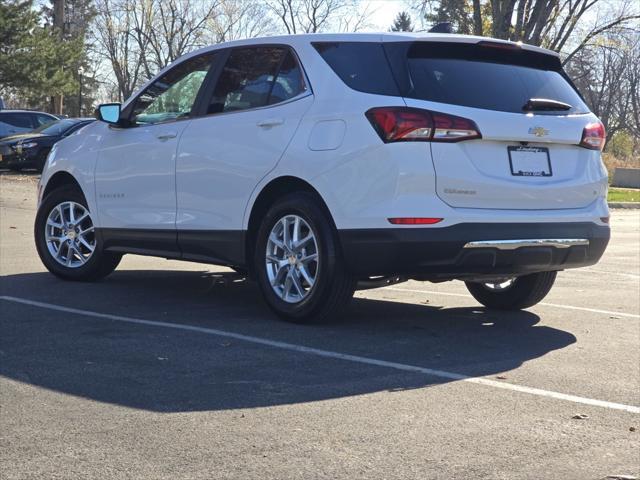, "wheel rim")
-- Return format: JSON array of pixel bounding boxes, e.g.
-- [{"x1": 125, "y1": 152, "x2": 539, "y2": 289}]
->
[
  {"x1": 45, "y1": 201, "x2": 96, "y2": 268},
  {"x1": 482, "y1": 278, "x2": 516, "y2": 291},
  {"x1": 265, "y1": 214, "x2": 319, "y2": 304}
]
